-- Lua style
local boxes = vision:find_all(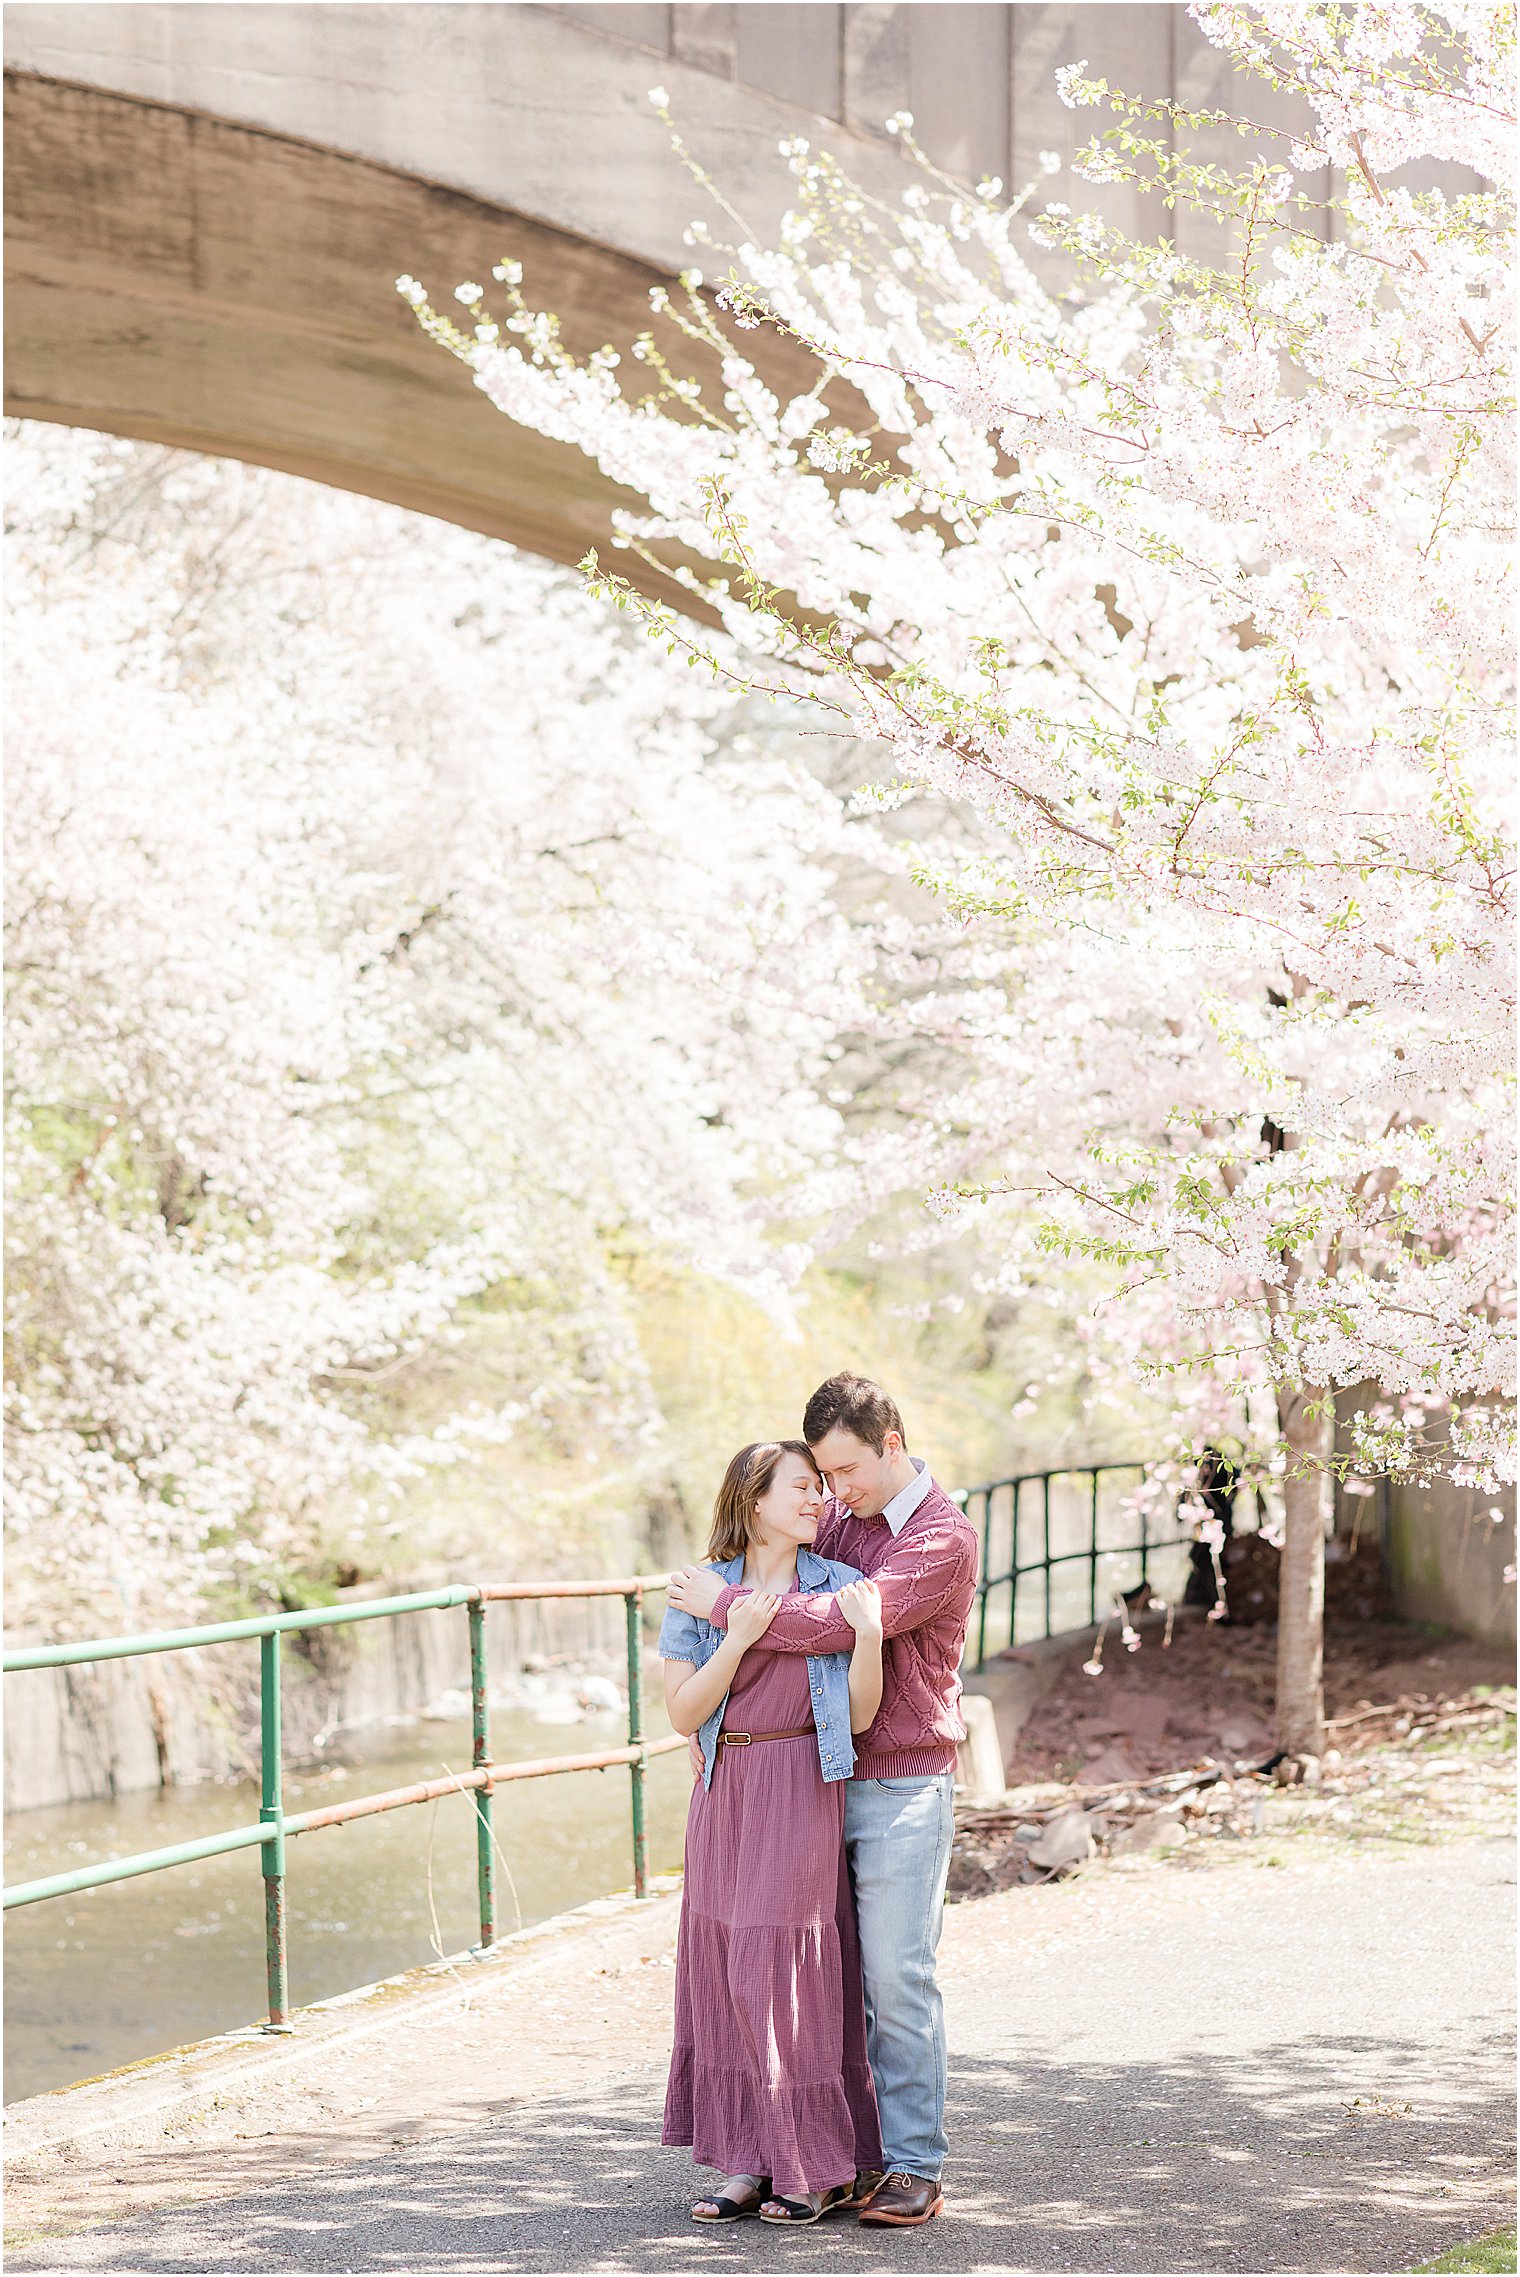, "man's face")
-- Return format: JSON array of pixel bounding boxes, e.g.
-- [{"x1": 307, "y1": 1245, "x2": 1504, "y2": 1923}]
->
[{"x1": 808, "y1": 1426, "x2": 903, "y2": 1519}]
